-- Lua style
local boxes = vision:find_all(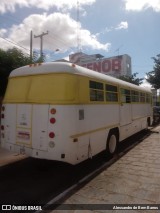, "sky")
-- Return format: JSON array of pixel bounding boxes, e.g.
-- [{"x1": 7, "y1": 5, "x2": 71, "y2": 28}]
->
[{"x1": 0, "y1": 0, "x2": 160, "y2": 81}]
